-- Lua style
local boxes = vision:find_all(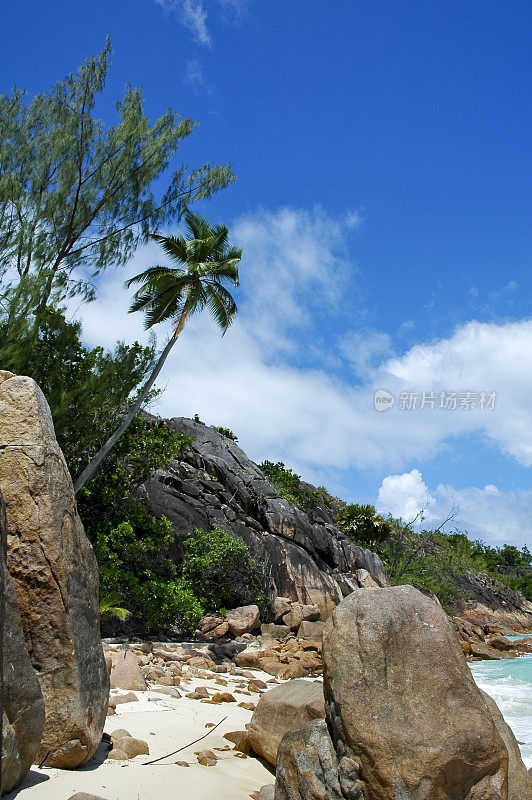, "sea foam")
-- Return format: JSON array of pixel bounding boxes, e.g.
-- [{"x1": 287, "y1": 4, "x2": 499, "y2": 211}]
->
[{"x1": 470, "y1": 652, "x2": 532, "y2": 769}]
